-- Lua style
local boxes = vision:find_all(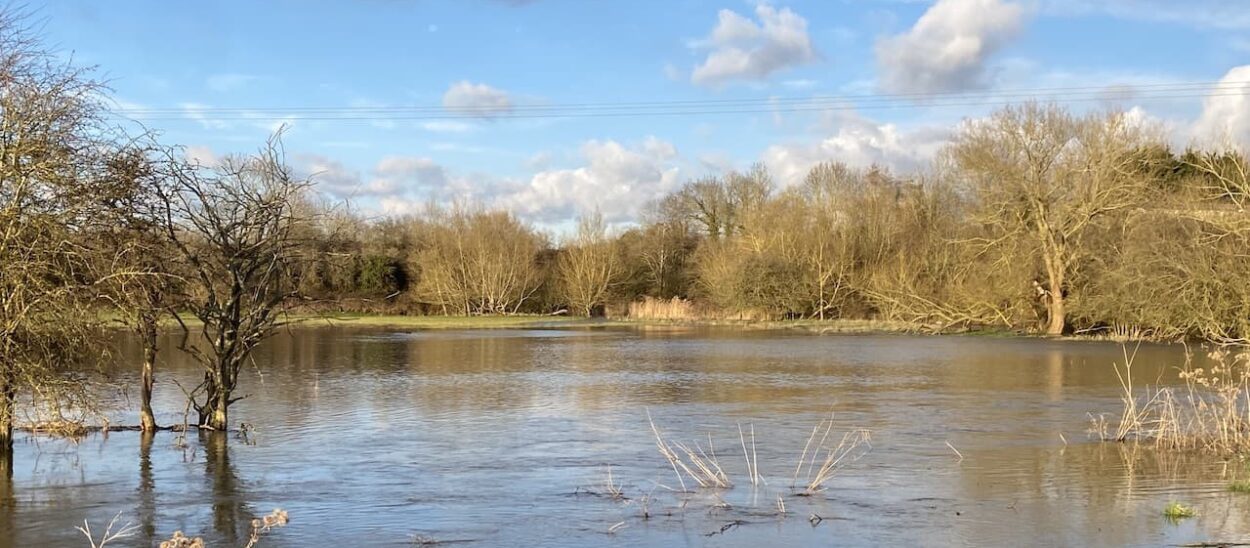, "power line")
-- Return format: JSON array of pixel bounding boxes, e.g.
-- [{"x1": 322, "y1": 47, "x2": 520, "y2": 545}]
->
[{"x1": 107, "y1": 80, "x2": 1250, "y2": 122}]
